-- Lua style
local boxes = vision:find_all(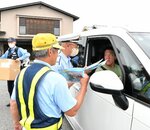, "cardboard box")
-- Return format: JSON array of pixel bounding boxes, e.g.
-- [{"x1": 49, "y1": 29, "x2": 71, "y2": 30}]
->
[{"x1": 0, "y1": 59, "x2": 20, "y2": 80}]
